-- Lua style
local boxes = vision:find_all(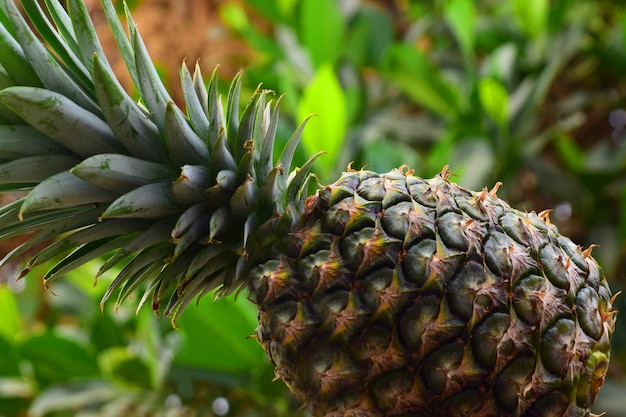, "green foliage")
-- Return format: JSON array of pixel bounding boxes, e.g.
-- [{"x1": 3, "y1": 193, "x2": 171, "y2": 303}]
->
[{"x1": 0, "y1": 264, "x2": 300, "y2": 417}]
